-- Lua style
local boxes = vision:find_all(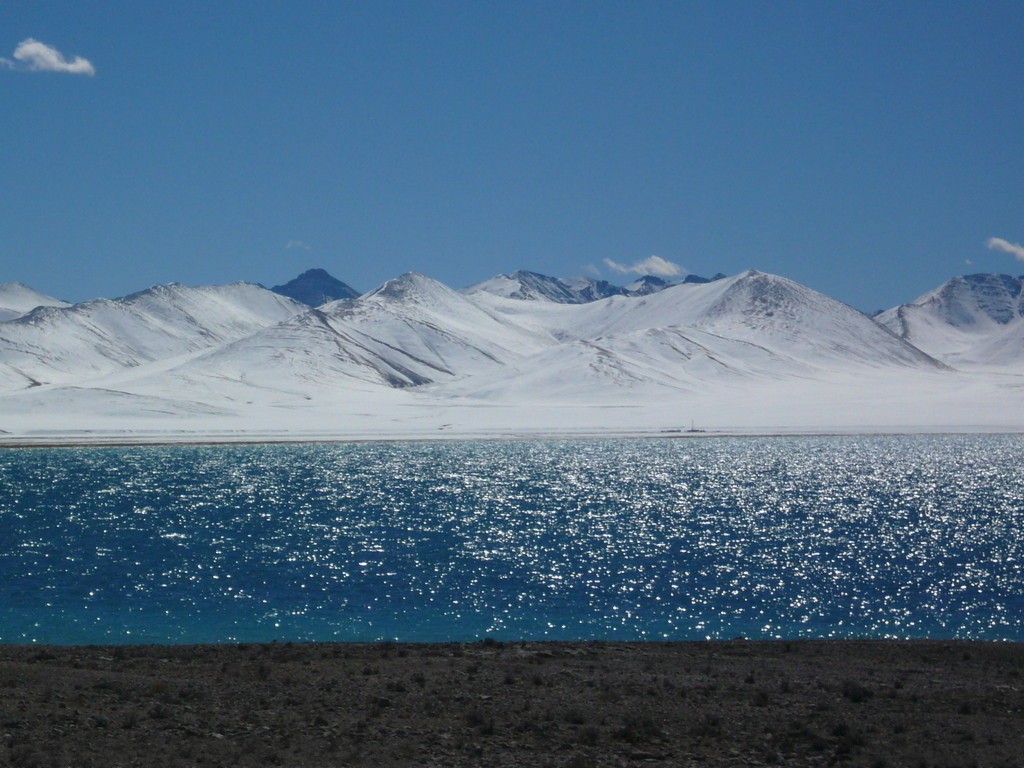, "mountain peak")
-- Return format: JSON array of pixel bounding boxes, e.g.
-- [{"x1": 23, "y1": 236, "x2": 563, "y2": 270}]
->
[
  {"x1": 874, "y1": 272, "x2": 1024, "y2": 368},
  {"x1": 0, "y1": 282, "x2": 71, "y2": 322},
  {"x1": 271, "y1": 268, "x2": 360, "y2": 306},
  {"x1": 365, "y1": 272, "x2": 455, "y2": 303},
  {"x1": 898, "y1": 273, "x2": 1023, "y2": 328},
  {"x1": 624, "y1": 275, "x2": 669, "y2": 295}
]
